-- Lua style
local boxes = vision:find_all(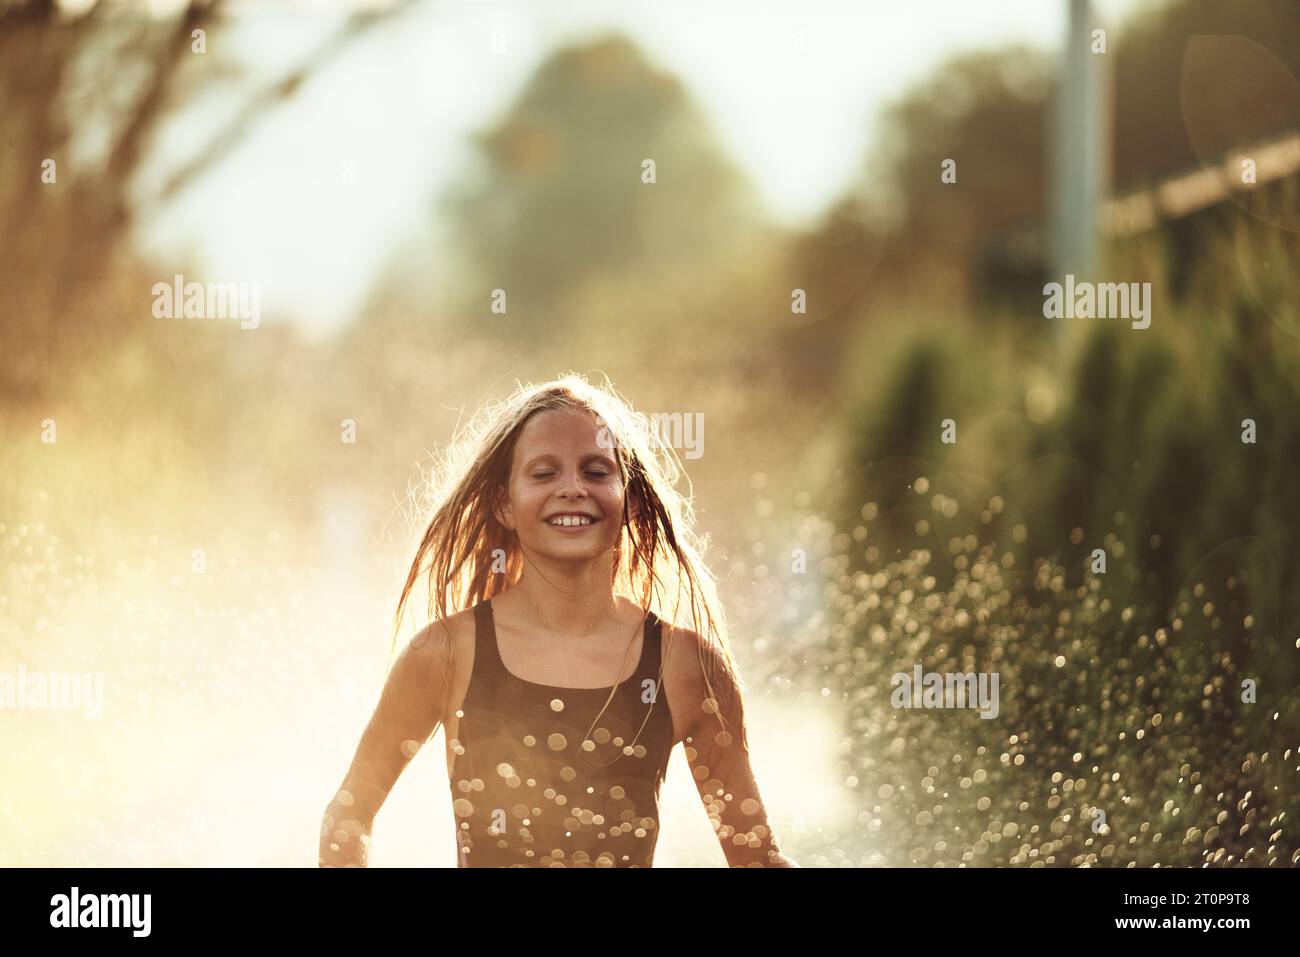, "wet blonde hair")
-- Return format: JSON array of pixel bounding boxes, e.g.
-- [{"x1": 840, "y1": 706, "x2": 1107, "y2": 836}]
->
[{"x1": 392, "y1": 372, "x2": 746, "y2": 746}]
